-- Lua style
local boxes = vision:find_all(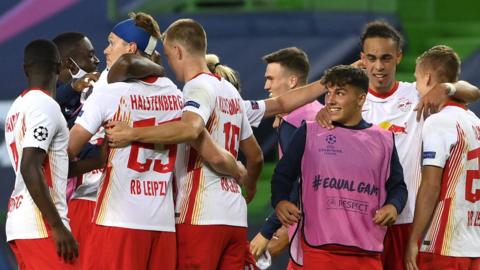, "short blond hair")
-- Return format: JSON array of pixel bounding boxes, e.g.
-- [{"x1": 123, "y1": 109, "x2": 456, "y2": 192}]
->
[
  {"x1": 416, "y1": 45, "x2": 460, "y2": 83},
  {"x1": 163, "y1": 19, "x2": 206, "y2": 55}
]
